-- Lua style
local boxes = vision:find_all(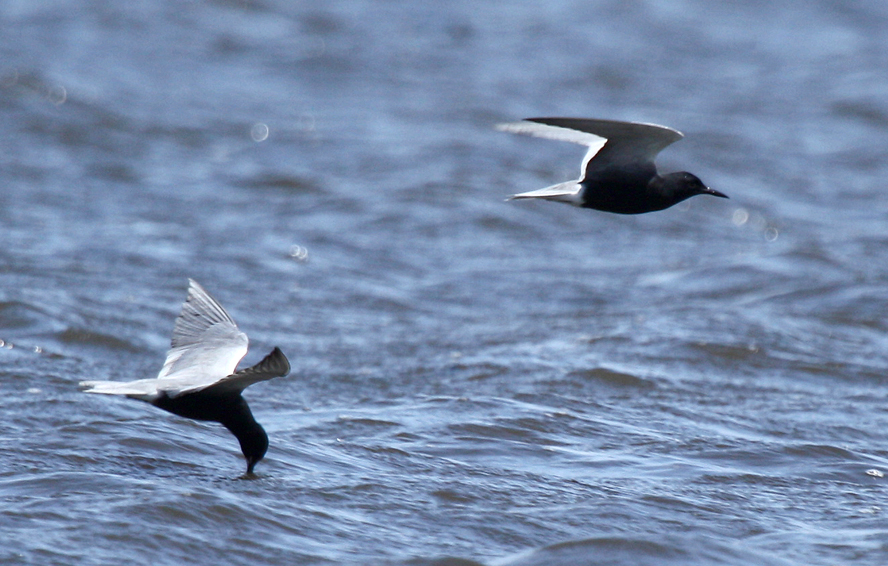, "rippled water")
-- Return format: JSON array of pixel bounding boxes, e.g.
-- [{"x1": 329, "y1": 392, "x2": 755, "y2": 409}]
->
[{"x1": 3, "y1": 1, "x2": 888, "y2": 564}]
